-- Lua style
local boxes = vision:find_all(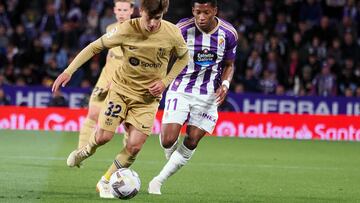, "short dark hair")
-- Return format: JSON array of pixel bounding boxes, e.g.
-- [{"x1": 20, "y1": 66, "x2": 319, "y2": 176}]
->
[
  {"x1": 191, "y1": 0, "x2": 217, "y2": 7},
  {"x1": 141, "y1": 0, "x2": 169, "y2": 16}
]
